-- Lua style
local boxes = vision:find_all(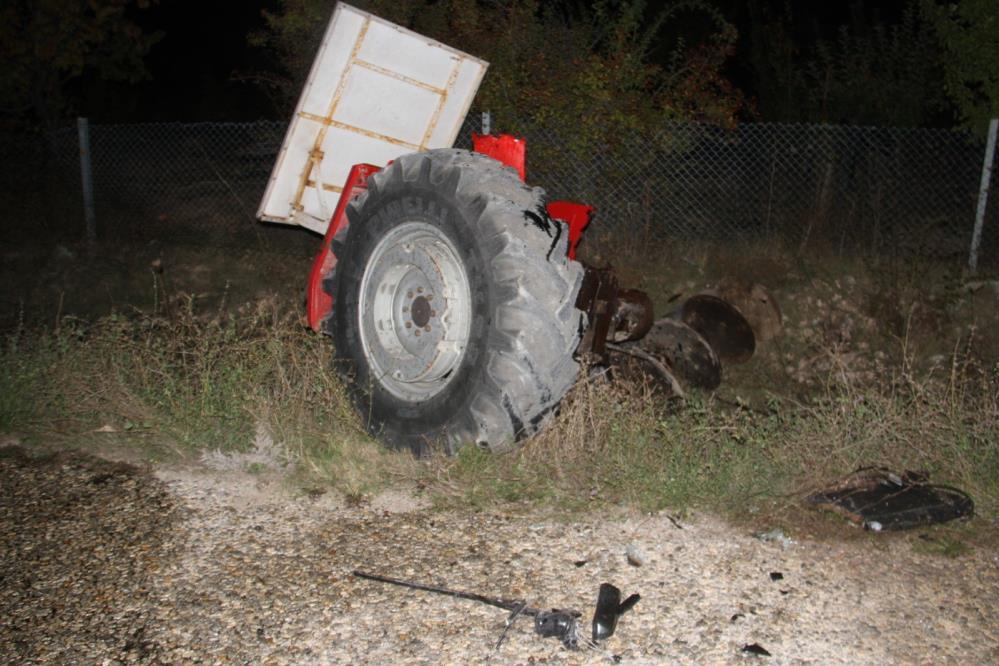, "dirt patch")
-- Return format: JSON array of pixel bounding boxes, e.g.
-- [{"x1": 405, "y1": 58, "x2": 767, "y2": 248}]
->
[
  {"x1": 2, "y1": 446, "x2": 997, "y2": 663},
  {"x1": 0, "y1": 446, "x2": 183, "y2": 663}
]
